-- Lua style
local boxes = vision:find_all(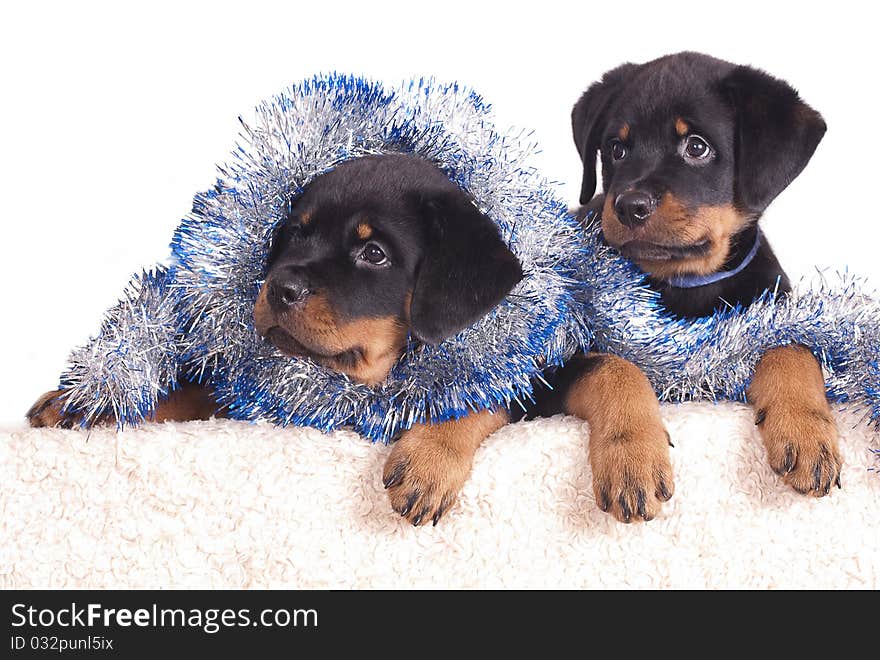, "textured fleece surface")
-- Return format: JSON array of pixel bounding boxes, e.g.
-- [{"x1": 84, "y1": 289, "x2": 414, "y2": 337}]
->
[{"x1": 2, "y1": 402, "x2": 878, "y2": 589}]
